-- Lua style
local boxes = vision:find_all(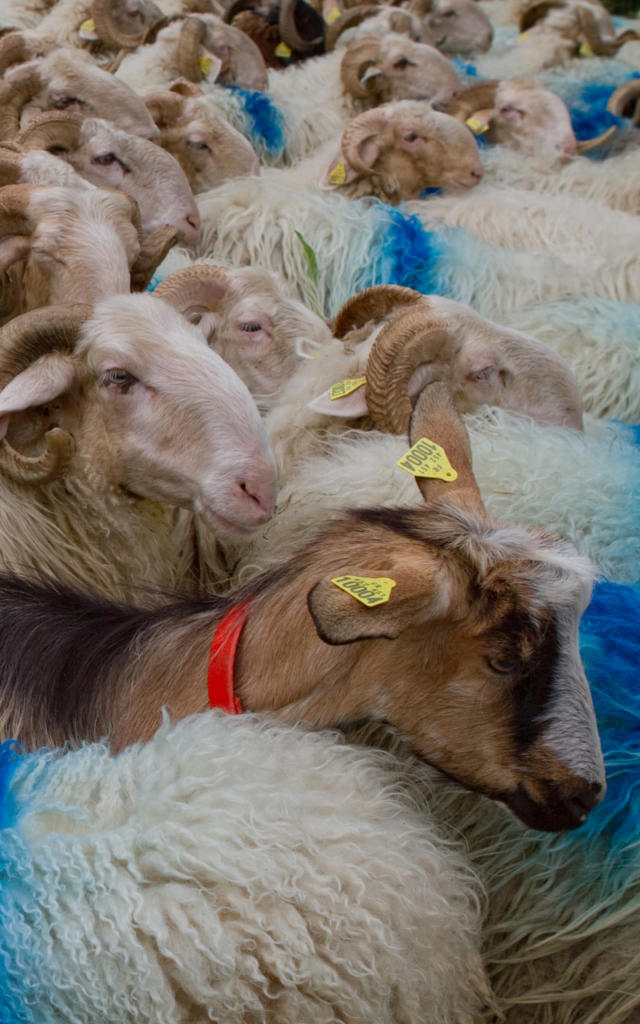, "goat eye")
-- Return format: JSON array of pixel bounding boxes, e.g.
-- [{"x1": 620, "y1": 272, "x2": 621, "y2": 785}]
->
[
  {"x1": 92, "y1": 153, "x2": 117, "y2": 166},
  {"x1": 487, "y1": 655, "x2": 518, "y2": 674},
  {"x1": 100, "y1": 368, "x2": 138, "y2": 390},
  {"x1": 239, "y1": 321, "x2": 263, "y2": 333},
  {"x1": 393, "y1": 56, "x2": 413, "y2": 69},
  {"x1": 188, "y1": 140, "x2": 211, "y2": 152}
]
